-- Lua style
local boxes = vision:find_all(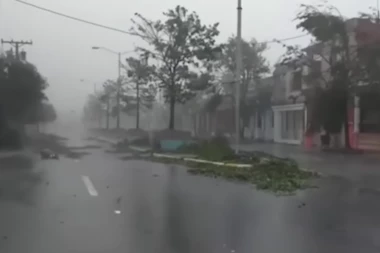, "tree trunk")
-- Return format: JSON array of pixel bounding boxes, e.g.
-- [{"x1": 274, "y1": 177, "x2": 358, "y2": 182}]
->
[
  {"x1": 239, "y1": 120, "x2": 245, "y2": 139},
  {"x1": 136, "y1": 82, "x2": 140, "y2": 129},
  {"x1": 343, "y1": 38, "x2": 352, "y2": 150},
  {"x1": 98, "y1": 112, "x2": 102, "y2": 128},
  {"x1": 192, "y1": 114, "x2": 197, "y2": 137},
  {"x1": 343, "y1": 100, "x2": 351, "y2": 149},
  {"x1": 168, "y1": 96, "x2": 175, "y2": 130},
  {"x1": 106, "y1": 97, "x2": 110, "y2": 130}
]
